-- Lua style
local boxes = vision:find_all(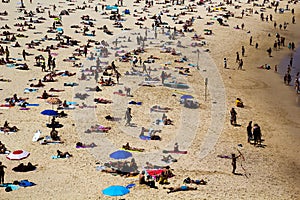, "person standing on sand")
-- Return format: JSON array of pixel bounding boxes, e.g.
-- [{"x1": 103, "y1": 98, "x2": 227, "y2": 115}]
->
[
  {"x1": 238, "y1": 59, "x2": 243, "y2": 70},
  {"x1": 236, "y1": 52, "x2": 240, "y2": 63},
  {"x1": 0, "y1": 161, "x2": 7, "y2": 184},
  {"x1": 241, "y1": 46, "x2": 245, "y2": 57},
  {"x1": 231, "y1": 153, "x2": 241, "y2": 174},
  {"x1": 253, "y1": 124, "x2": 261, "y2": 146},
  {"x1": 247, "y1": 121, "x2": 252, "y2": 143},
  {"x1": 224, "y1": 58, "x2": 227, "y2": 68},
  {"x1": 230, "y1": 108, "x2": 237, "y2": 125},
  {"x1": 250, "y1": 36, "x2": 253, "y2": 46},
  {"x1": 124, "y1": 107, "x2": 132, "y2": 126}
]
